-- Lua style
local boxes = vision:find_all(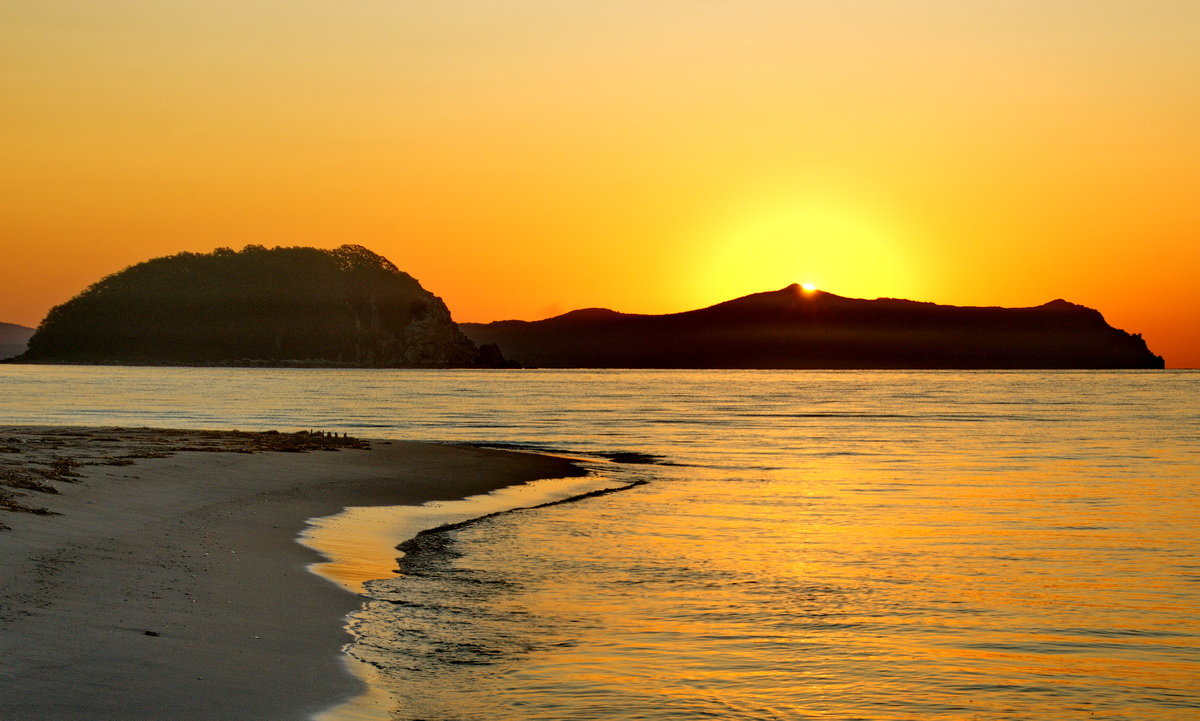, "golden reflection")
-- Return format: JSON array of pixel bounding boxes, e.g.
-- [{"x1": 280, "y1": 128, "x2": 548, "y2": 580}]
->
[
  {"x1": 300, "y1": 372, "x2": 1199, "y2": 719},
  {"x1": 300, "y1": 504, "x2": 418, "y2": 593}
]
